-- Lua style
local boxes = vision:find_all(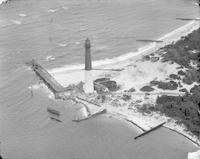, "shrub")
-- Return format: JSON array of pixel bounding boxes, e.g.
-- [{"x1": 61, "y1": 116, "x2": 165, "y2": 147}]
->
[
  {"x1": 94, "y1": 78, "x2": 120, "y2": 92},
  {"x1": 150, "y1": 80, "x2": 160, "y2": 86},
  {"x1": 140, "y1": 85, "x2": 154, "y2": 92},
  {"x1": 179, "y1": 88, "x2": 188, "y2": 94},
  {"x1": 143, "y1": 55, "x2": 150, "y2": 61},
  {"x1": 169, "y1": 74, "x2": 180, "y2": 80},
  {"x1": 128, "y1": 87, "x2": 136, "y2": 92},
  {"x1": 177, "y1": 70, "x2": 185, "y2": 76},
  {"x1": 156, "y1": 94, "x2": 200, "y2": 137},
  {"x1": 157, "y1": 81, "x2": 178, "y2": 90},
  {"x1": 122, "y1": 94, "x2": 131, "y2": 101}
]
